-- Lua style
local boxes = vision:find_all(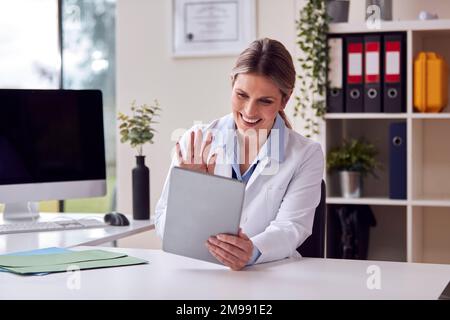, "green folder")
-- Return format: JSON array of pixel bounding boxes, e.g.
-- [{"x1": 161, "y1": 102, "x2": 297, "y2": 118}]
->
[{"x1": 0, "y1": 249, "x2": 148, "y2": 275}]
